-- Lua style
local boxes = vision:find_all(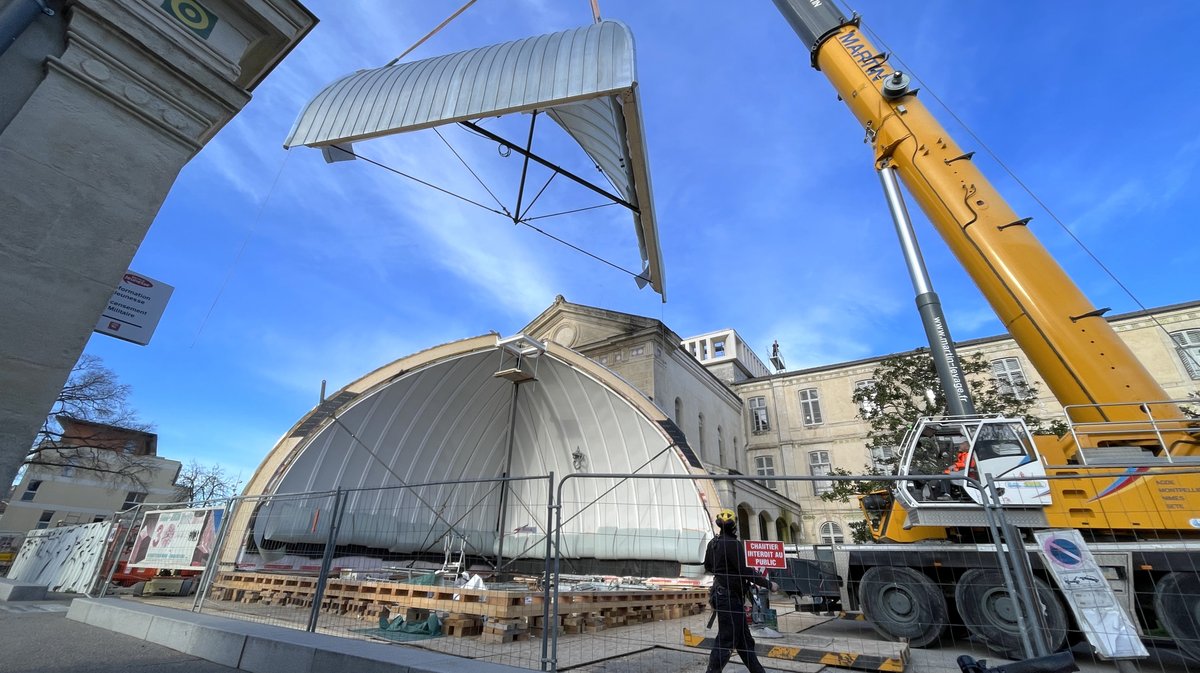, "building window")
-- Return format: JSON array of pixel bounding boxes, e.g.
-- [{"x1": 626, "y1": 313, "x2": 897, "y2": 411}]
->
[
  {"x1": 749, "y1": 396, "x2": 770, "y2": 433},
  {"x1": 854, "y1": 380, "x2": 878, "y2": 419},
  {"x1": 718, "y1": 426, "x2": 726, "y2": 466},
  {"x1": 36, "y1": 511, "x2": 55, "y2": 530},
  {"x1": 1172, "y1": 329, "x2": 1200, "y2": 379},
  {"x1": 713, "y1": 339, "x2": 726, "y2": 357},
  {"x1": 675, "y1": 397, "x2": 683, "y2": 423},
  {"x1": 122, "y1": 492, "x2": 147, "y2": 510},
  {"x1": 819, "y1": 521, "x2": 845, "y2": 544},
  {"x1": 93, "y1": 516, "x2": 106, "y2": 523},
  {"x1": 799, "y1": 388, "x2": 823, "y2": 426},
  {"x1": 21, "y1": 480, "x2": 43, "y2": 502},
  {"x1": 698, "y1": 413, "x2": 706, "y2": 457},
  {"x1": 869, "y1": 445, "x2": 894, "y2": 470},
  {"x1": 755, "y1": 455, "x2": 777, "y2": 489},
  {"x1": 991, "y1": 357, "x2": 1030, "y2": 397},
  {"x1": 809, "y1": 450, "x2": 832, "y2": 495}
]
